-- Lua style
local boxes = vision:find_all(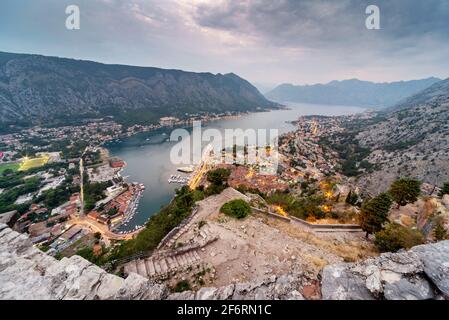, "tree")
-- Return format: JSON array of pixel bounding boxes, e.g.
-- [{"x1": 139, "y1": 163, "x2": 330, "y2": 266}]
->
[
  {"x1": 345, "y1": 190, "x2": 359, "y2": 206},
  {"x1": 389, "y1": 178, "x2": 421, "y2": 207},
  {"x1": 374, "y1": 223, "x2": 424, "y2": 252},
  {"x1": 360, "y1": 193, "x2": 393, "y2": 237},
  {"x1": 439, "y1": 182, "x2": 449, "y2": 197},
  {"x1": 207, "y1": 168, "x2": 231, "y2": 186}
]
